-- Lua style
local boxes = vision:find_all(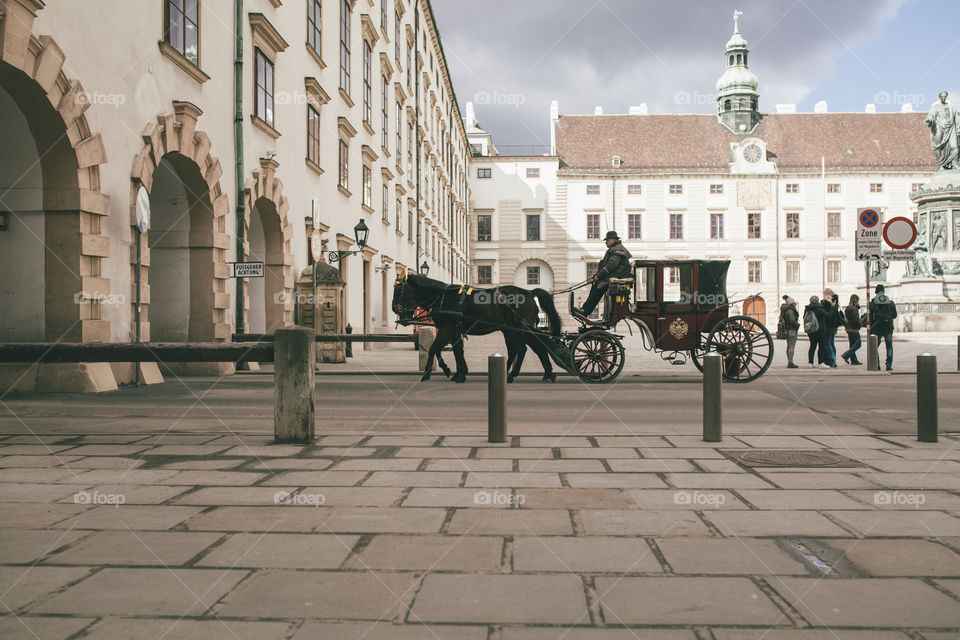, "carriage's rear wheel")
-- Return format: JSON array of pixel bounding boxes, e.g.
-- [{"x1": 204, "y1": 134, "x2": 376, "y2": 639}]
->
[
  {"x1": 704, "y1": 315, "x2": 773, "y2": 382},
  {"x1": 569, "y1": 330, "x2": 625, "y2": 383}
]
